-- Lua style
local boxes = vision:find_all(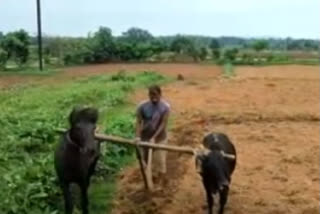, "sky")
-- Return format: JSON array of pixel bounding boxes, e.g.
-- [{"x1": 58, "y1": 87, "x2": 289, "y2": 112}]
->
[{"x1": 0, "y1": 0, "x2": 319, "y2": 39}]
